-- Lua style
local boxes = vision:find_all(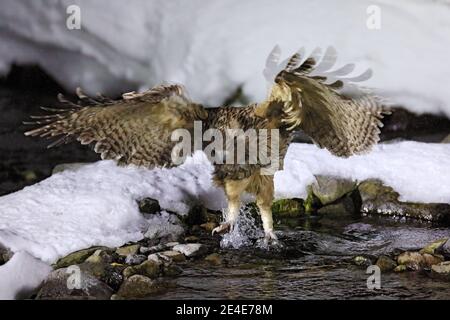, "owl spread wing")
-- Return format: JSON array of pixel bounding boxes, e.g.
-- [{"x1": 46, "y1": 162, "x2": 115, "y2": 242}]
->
[
  {"x1": 25, "y1": 84, "x2": 208, "y2": 168},
  {"x1": 265, "y1": 47, "x2": 390, "y2": 157}
]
